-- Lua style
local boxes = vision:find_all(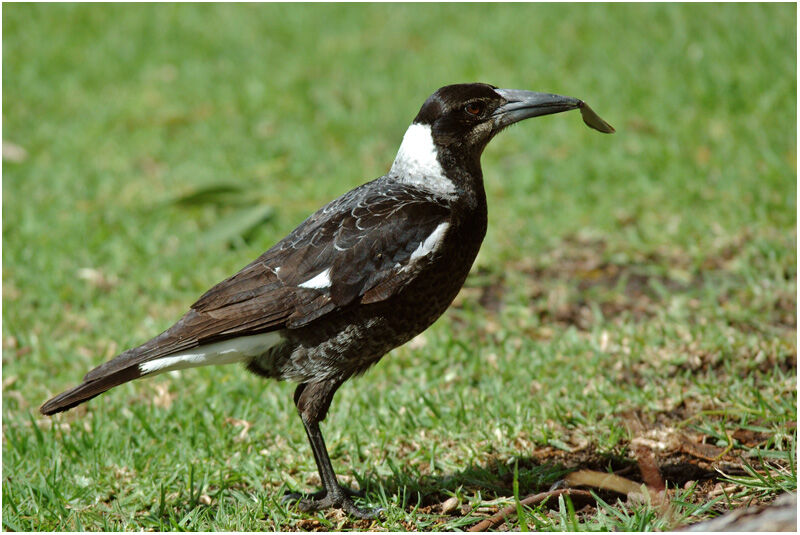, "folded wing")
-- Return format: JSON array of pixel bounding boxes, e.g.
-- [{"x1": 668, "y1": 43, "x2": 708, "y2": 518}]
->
[{"x1": 81, "y1": 181, "x2": 452, "y2": 382}]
